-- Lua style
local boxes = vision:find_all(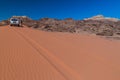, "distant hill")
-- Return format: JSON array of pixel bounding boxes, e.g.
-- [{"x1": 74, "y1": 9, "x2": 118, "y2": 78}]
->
[
  {"x1": 84, "y1": 15, "x2": 119, "y2": 22},
  {"x1": 1, "y1": 15, "x2": 120, "y2": 37}
]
